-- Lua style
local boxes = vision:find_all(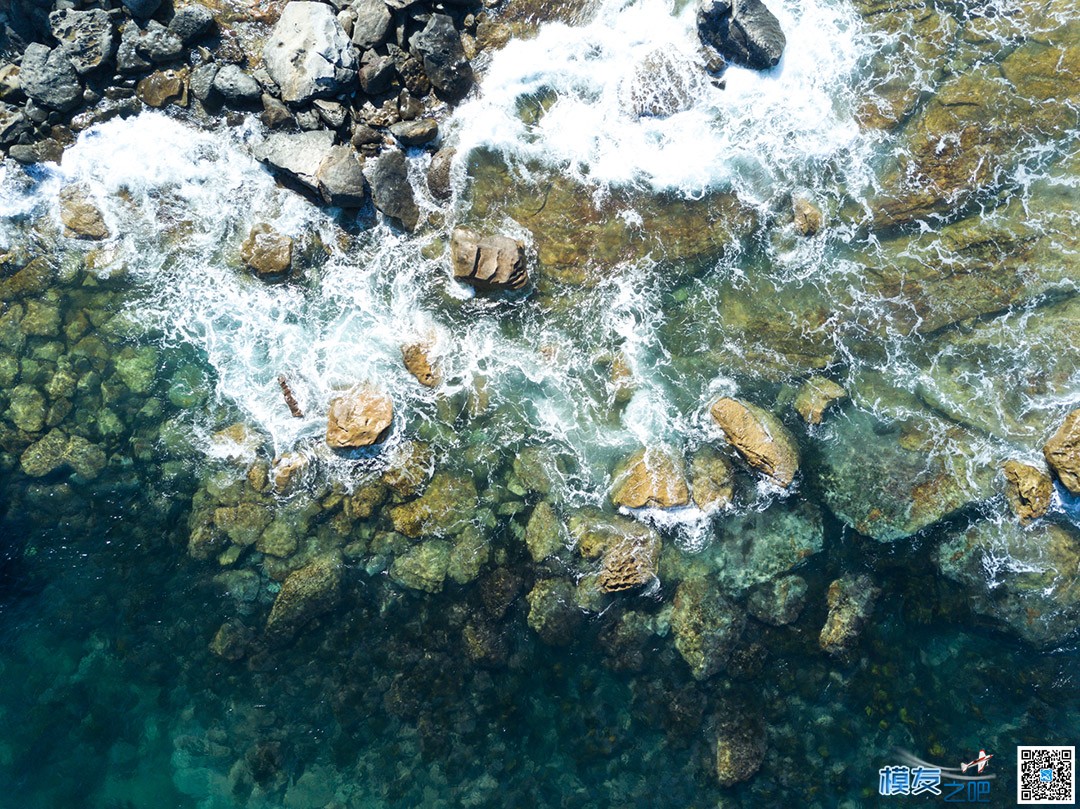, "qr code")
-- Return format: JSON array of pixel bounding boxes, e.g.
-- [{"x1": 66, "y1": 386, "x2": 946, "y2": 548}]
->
[{"x1": 1018, "y1": 746, "x2": 1075, "y2": 804}]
